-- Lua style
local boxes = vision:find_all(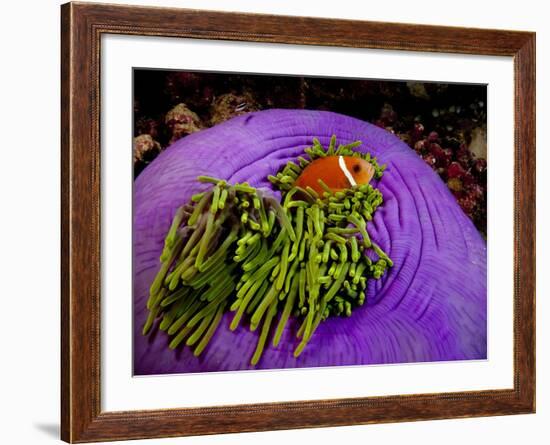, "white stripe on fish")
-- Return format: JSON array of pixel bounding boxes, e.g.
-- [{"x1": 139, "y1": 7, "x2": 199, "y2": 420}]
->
[{"x1": 338, "y1": 155, "x2": 357, "y2": 187}]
